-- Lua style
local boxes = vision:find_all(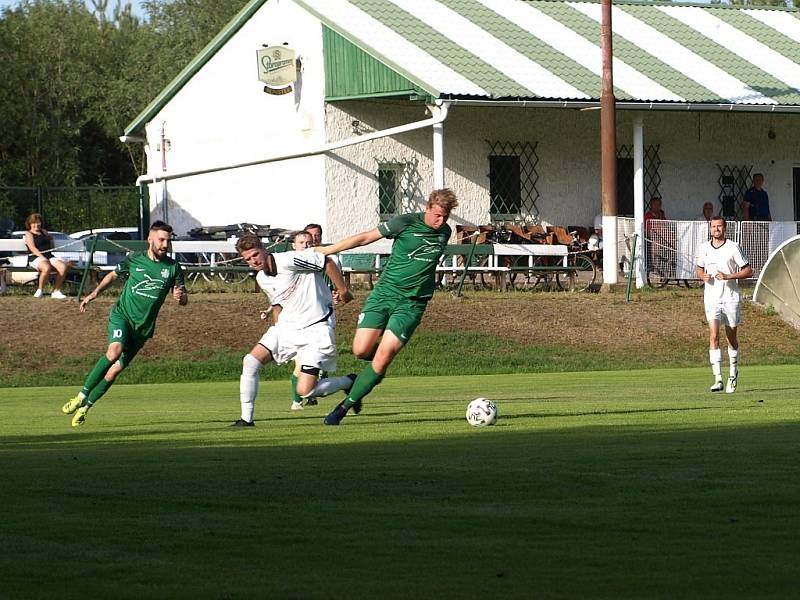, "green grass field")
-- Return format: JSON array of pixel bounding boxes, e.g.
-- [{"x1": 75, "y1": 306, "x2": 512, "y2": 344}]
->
[{"x1": 3, "y1": 367, "x2": 800, "y2": 599}]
